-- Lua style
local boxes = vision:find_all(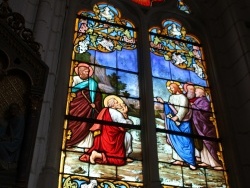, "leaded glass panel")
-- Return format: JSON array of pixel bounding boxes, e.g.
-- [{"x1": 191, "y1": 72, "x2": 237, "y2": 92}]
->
[
  {"x1": 59, "y1": 3, "x2": 142, "y2": 188},
  {"x1": 177, "y1": 0, "x2": 191, "y2": 14},
  {"x1": 59, "y1": 1, "x2": 230, "y2": 187},
  {"x1": 150, "y1": 19, "x2": 229, "y2": 187}
]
